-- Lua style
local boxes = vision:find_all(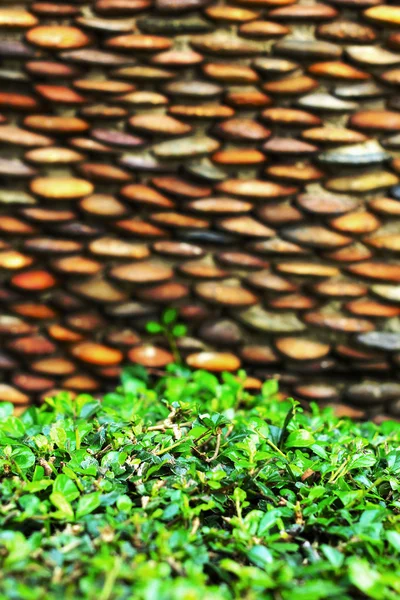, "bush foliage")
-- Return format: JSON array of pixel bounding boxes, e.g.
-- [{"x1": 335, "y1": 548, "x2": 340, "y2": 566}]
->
[{"x1": 0, "y1": 365, "x2": 400, "y2": 599}]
